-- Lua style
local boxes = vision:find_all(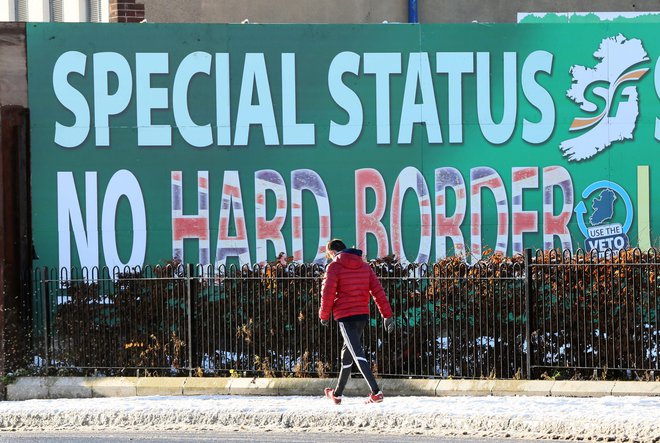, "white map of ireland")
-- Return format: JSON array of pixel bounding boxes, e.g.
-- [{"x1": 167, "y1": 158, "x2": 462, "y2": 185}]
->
[{"x1": 560, "y1": 34, "x2": 649, "y2": 161}]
